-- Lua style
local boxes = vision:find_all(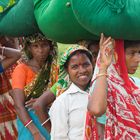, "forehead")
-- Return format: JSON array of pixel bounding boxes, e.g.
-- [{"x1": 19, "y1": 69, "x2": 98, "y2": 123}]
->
[
  {"x1": 69, "y1": 53, "x2": 90, "y2": 62},
  {"x1": 30, "y1": 40, "x2": 50, "y2": 46},
  {"x1": 125, "y1": 46, "x2": 140, "y2": 52}
]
